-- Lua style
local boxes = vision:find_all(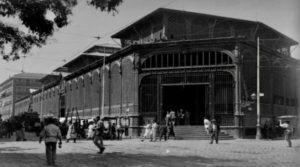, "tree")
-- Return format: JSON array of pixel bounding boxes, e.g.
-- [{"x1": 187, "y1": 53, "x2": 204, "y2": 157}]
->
[{"x1": 0, "y1": 0, "x2": 122, "y2": 61}]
